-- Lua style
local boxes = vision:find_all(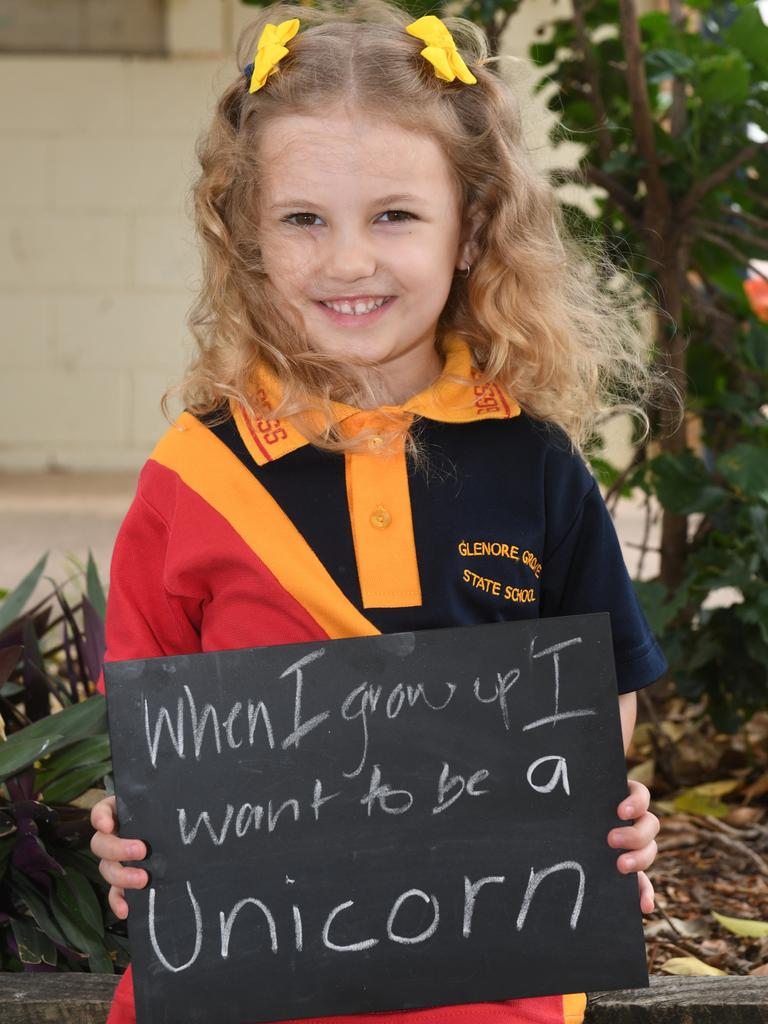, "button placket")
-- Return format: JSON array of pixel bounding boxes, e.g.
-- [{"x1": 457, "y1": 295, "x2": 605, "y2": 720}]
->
[{"x1": 344, "y1": 414, "x2": 422, "y2": 608}]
